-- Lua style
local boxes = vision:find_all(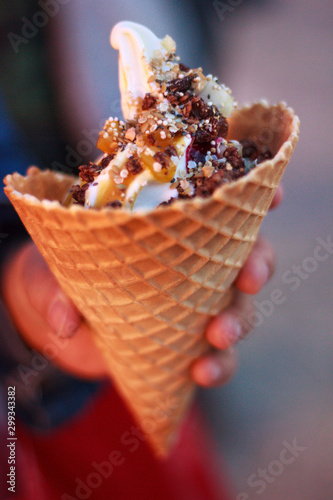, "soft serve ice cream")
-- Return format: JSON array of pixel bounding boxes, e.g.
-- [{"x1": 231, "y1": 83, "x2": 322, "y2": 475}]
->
[{"x1": 69, "y1": 21, "x2": 272, "y2": 211}]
